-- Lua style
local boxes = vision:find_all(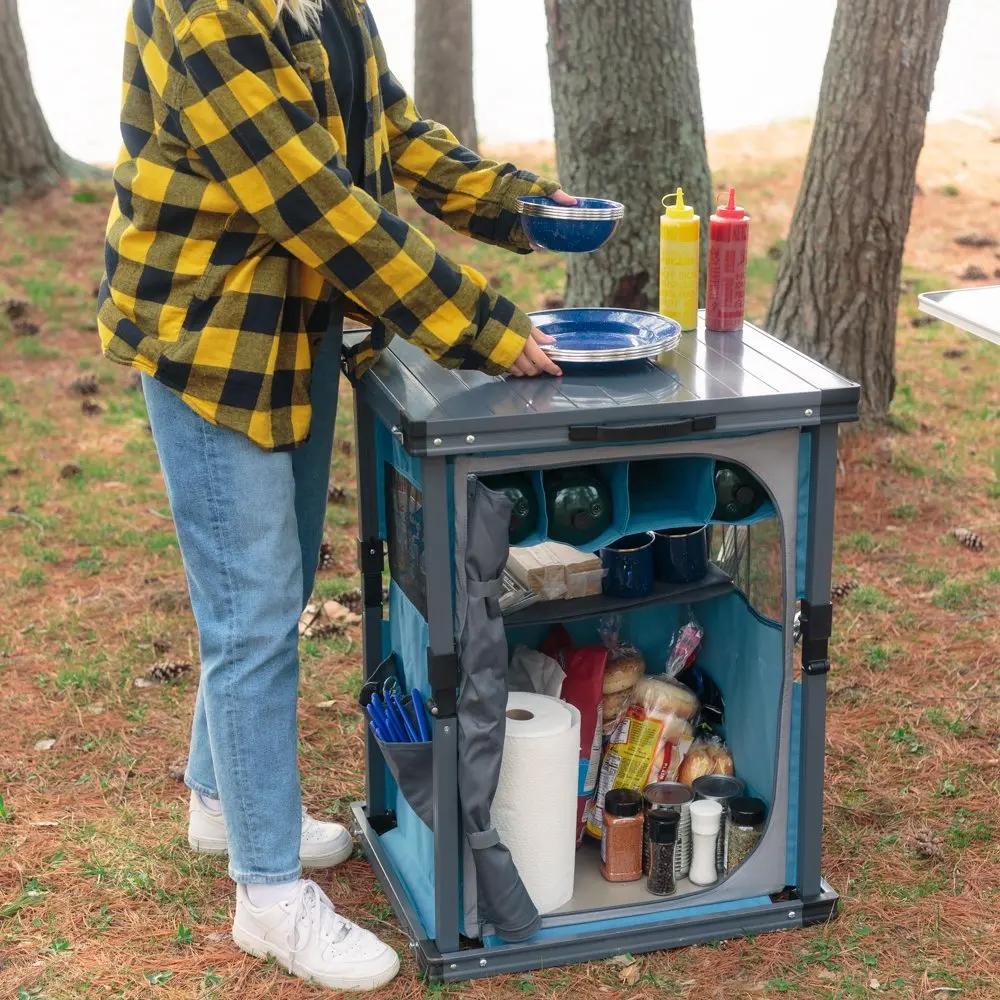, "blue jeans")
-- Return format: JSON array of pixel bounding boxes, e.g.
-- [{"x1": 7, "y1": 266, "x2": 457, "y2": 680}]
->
[{"x1": 143, "y1": 327, "x2": 344, "y2": 884}]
